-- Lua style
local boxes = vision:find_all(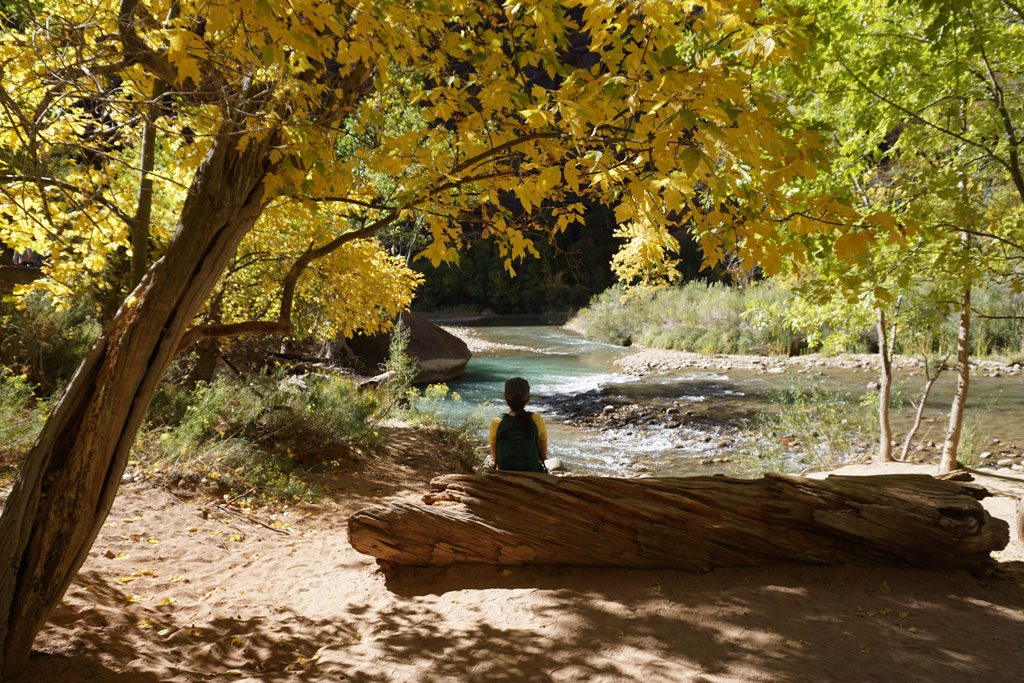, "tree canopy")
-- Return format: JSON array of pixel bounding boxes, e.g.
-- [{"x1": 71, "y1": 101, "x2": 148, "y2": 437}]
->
[
  {"x1": 0, "y1": 1, "x2": 869, "y2": 674},
  {"x1": 0, "y1": 0, "x2": 847, "y2": 328}
]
